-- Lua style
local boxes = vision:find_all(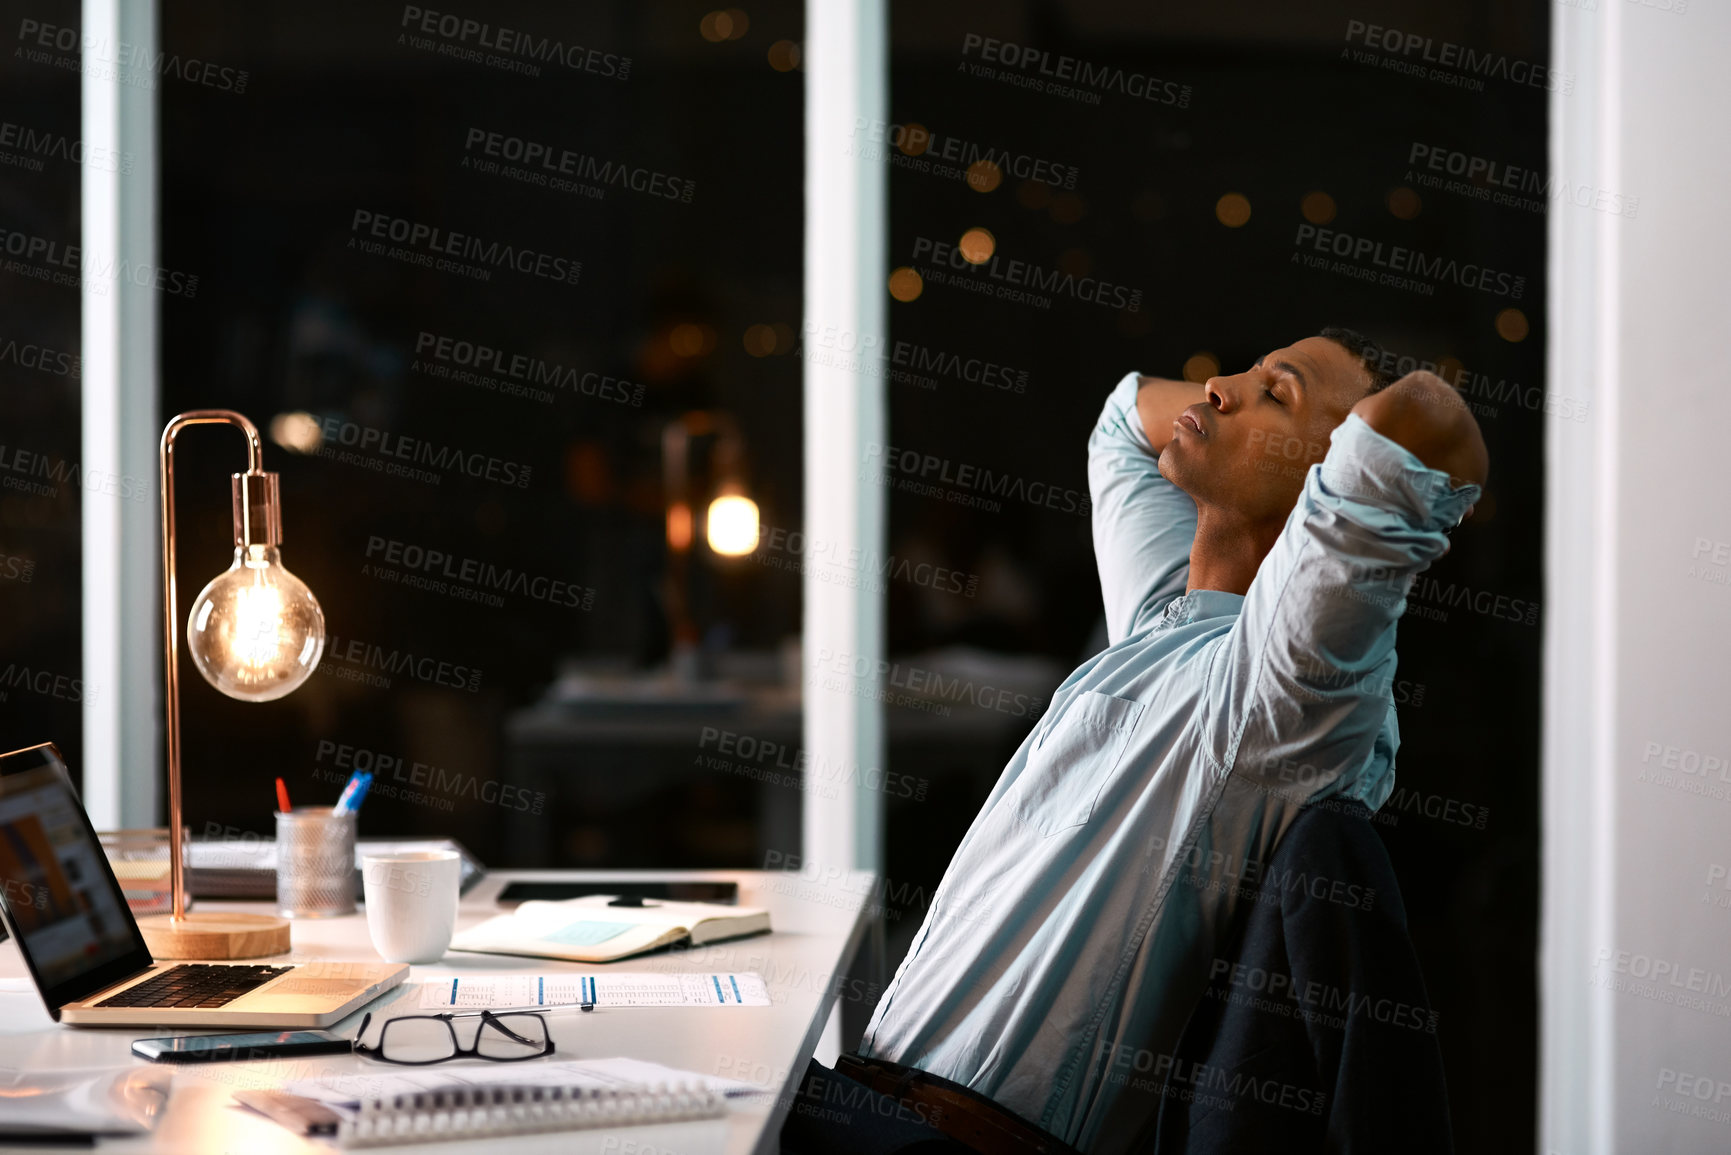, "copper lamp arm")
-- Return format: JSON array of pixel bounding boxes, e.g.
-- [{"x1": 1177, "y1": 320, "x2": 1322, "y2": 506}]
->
[{"x1": 157, "y1": 410, "x2": 268, "y2": 923}]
